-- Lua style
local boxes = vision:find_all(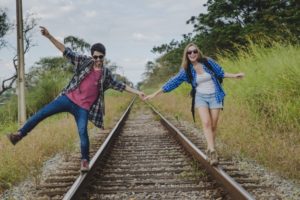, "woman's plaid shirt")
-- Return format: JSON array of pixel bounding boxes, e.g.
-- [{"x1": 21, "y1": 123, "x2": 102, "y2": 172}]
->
[
  {"x1": 59, "y1": 47, "x2": 126, "y2": 128},
  {"x1": 162, "y1": 58, "x2": 225, "y2": 103}
]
